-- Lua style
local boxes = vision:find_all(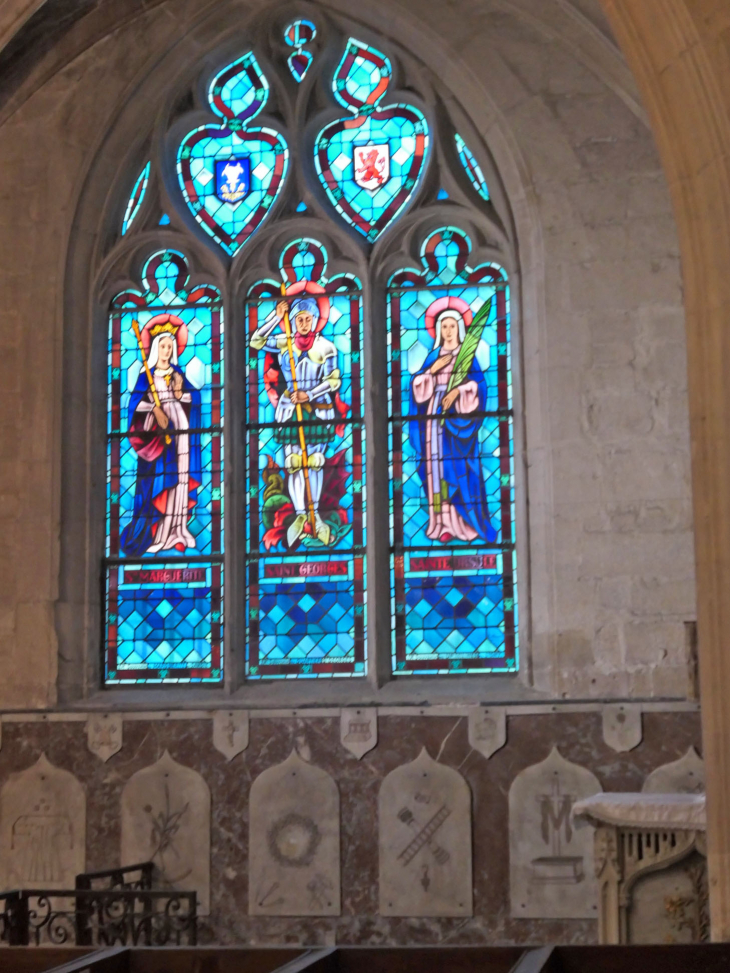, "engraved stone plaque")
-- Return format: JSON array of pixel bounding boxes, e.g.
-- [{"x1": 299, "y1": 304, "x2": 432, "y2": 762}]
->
[
  {"x1": 212, "y1": 710, "x2": 249, "y2": 761},
  {"x1": 340, "y1": 707, "x2": 377, "y2": 759},
  {"x1": 121, "y1": 750, "x2": 211, "y2": 913},
  {"x1": 379, "y1": 748, "x2": 472, "y2": 917},
  {"x1": 249, "y1": 751, "x2": 340, "y2": 916},
  {"x1": 642, "y1": 746, "x2": 705, "y2": 794},
  {"x1": 0, "y1": 753, "x2": 86, "y2": 888},
  {"x1": 509, "y1": 747, "x2": 602, "y2": 919},
  {"x1": 87, "y1": 713, "x2": 123, "y2": 762},
  {"x1": 602, "y1": 704, "x2": 642, "y2": 753},
  {"x1": 468, "y1": 706, "x2": 507, "y2": 760}
]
